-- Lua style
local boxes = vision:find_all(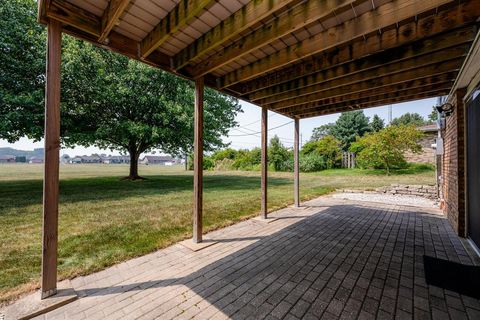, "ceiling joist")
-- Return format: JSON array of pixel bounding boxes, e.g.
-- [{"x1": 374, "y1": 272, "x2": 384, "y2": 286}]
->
[
  {"x1": 219, "y1": 0, "x2": 477, "y2": 88},
  {"x1": 283, "y1": 76, "x2": 455, "y2": 114},
  {"x1": 190, "y1": 0, "x2": 371, "y2": 78},
  {"x1": 266, "y1": 57, "x2": 463, "y2": 110},
  {"x1": 260, "y1": 46, "x2": 467, "y2": 107},
  {"x1": 232, "y1": 26, "x2": 476, "y2": 96},
  {"x1": 296, "y1": 89, "x2": 451, "y2": 118},
  {"x1": 173, "y1": 0, "x2": 303, "y2": 71},
  {"x1": 98, "y1": 0, "x2": 131, "y2": 43},
  {"x1": 140, "y1": 0, "x2": 216, "y2": 59}
]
